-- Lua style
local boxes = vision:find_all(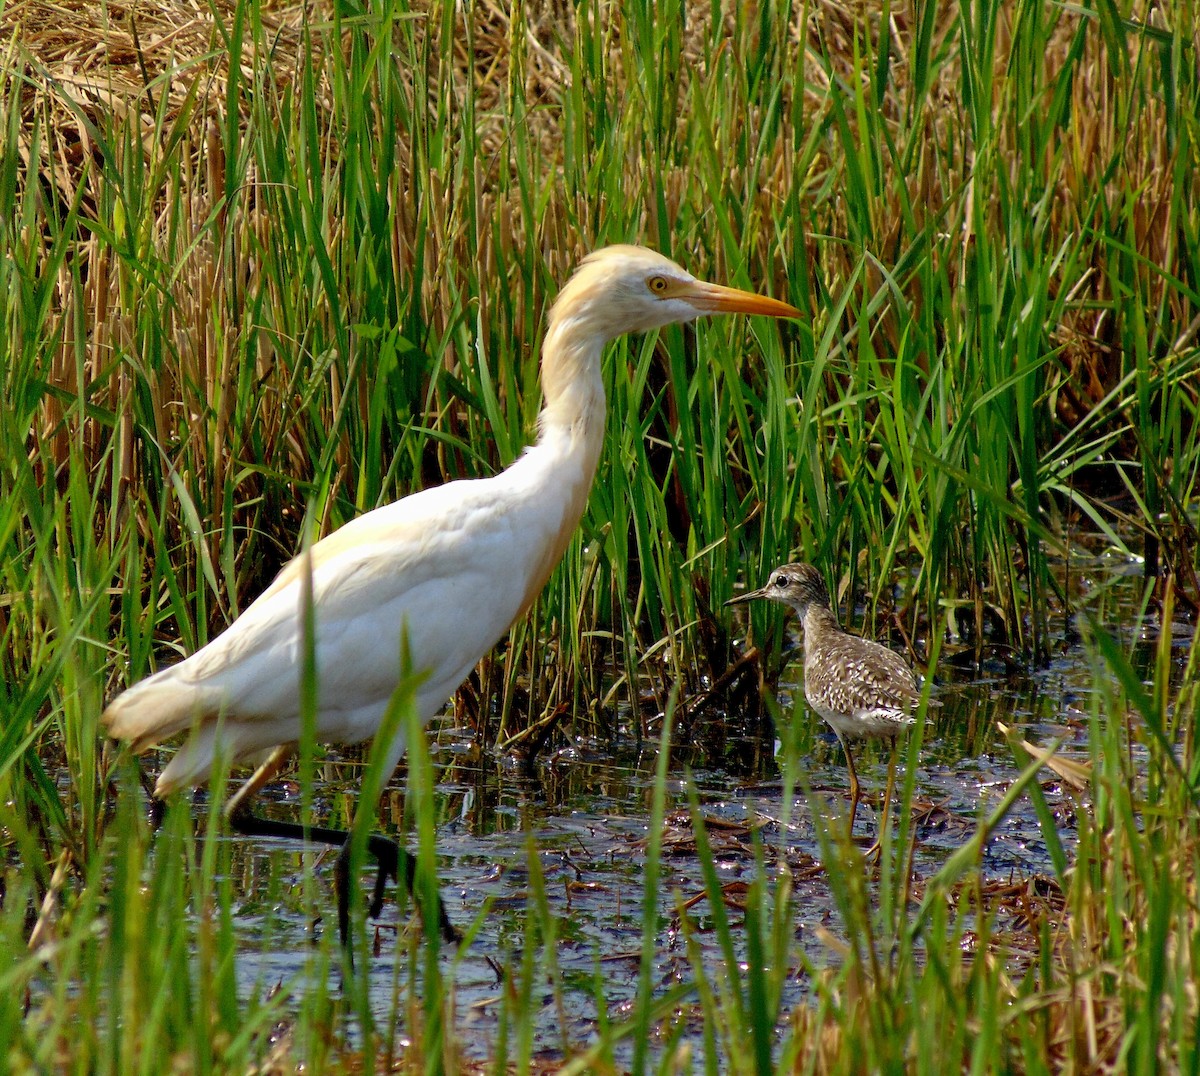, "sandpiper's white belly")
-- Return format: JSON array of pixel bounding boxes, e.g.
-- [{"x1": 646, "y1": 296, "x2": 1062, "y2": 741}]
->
[{"x1": 813, "y1": 702, "x2": 916, "y2": 740}]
